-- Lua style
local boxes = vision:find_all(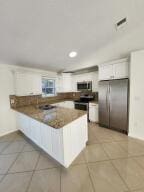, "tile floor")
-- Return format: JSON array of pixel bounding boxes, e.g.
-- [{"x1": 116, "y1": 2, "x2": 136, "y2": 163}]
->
[{"x1": 0, "y1": 123, "x2": 144, "y2": 191}]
